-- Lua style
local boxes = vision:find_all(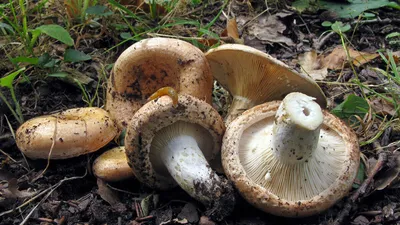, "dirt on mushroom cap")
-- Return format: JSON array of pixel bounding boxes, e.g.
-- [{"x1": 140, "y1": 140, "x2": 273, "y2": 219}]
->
[
  {"x1": 15, "y1": 107, "x2": 118, "y2": 159},
  {"x1": 106, "y1": 37, "x2": 213, "y2": 129}
]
